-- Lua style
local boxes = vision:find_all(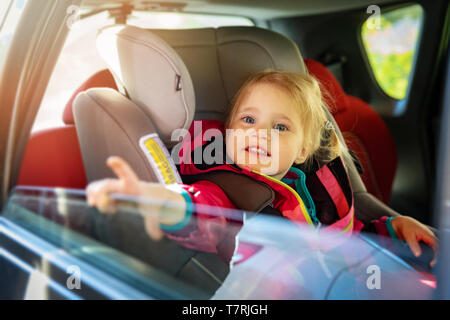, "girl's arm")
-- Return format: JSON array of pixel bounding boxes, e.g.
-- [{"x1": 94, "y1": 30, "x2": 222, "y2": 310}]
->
[
  {"x1": 86, "y1": 156, "x2": 187, "y2": 240},
  {"x1": 86, "y1": 156, "x2": 239, "y2": 254}
]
